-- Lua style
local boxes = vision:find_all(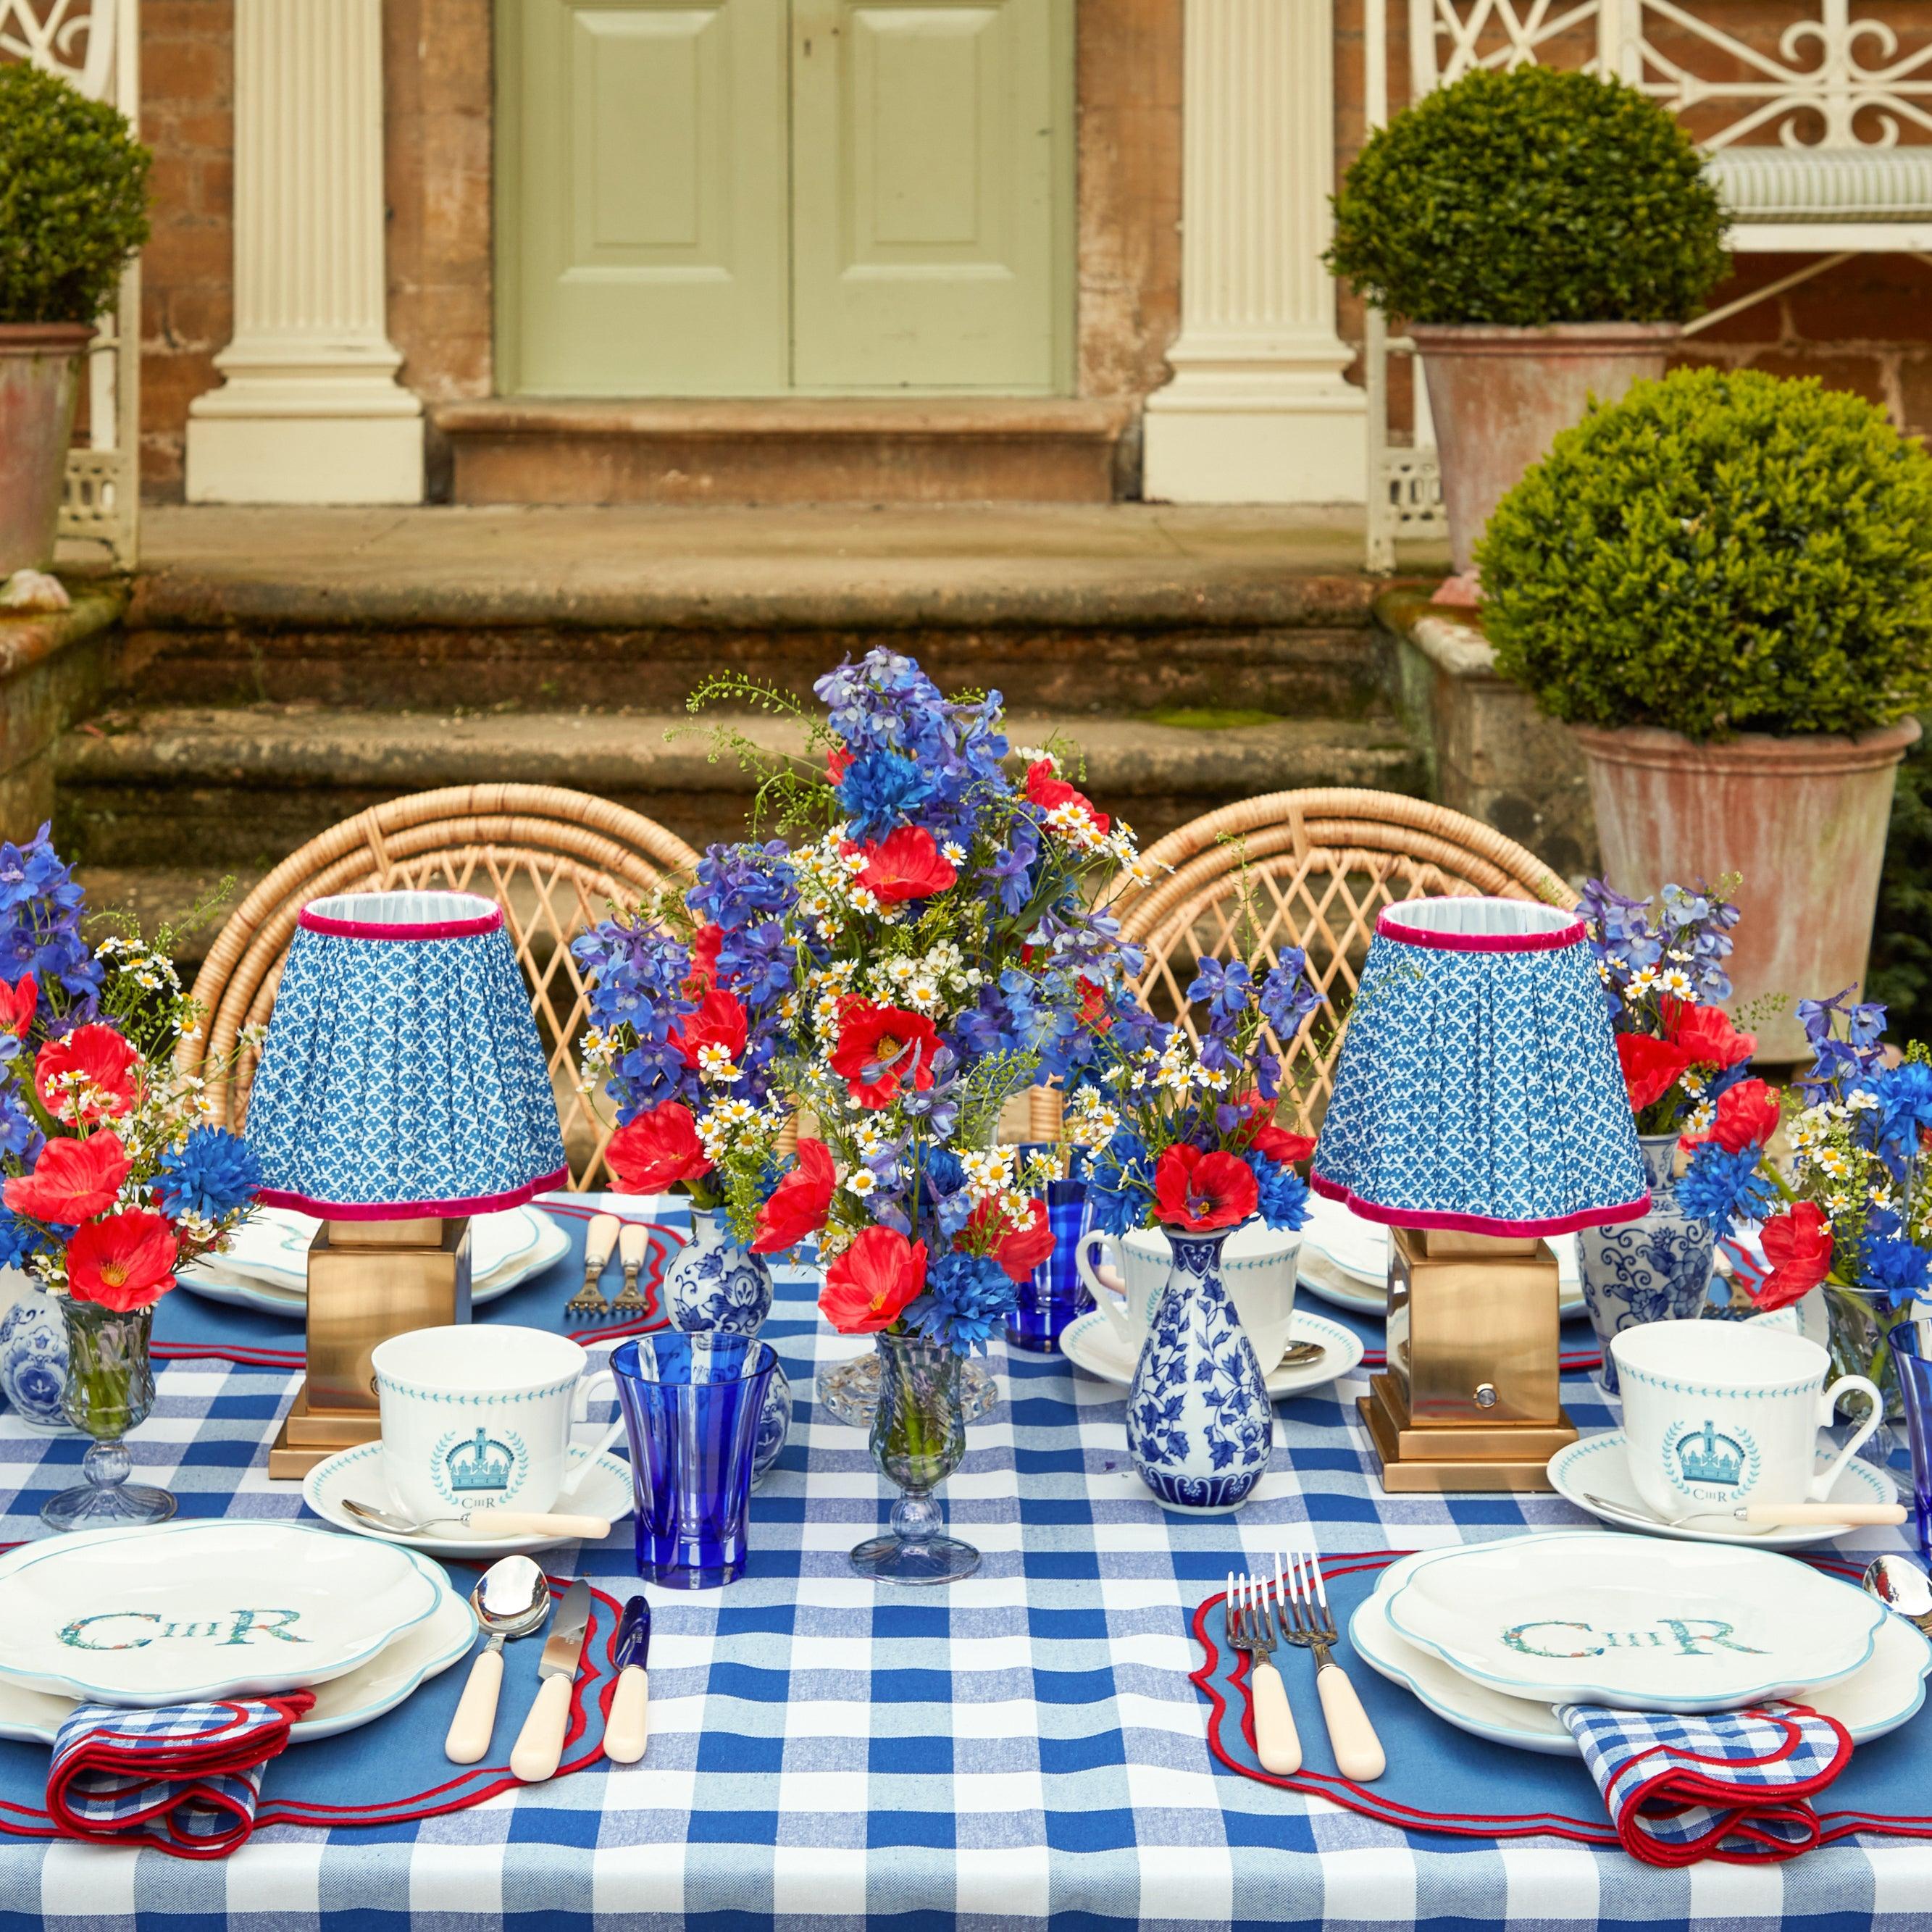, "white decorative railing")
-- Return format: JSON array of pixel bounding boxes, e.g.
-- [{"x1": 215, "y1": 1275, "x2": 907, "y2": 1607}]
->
[
  {"x1": 1364, "y1": 1, "x2": 1932, "y2": 569},
  {"x1": 0, "y1": 0, "x2": 140, "y2": 569}
]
